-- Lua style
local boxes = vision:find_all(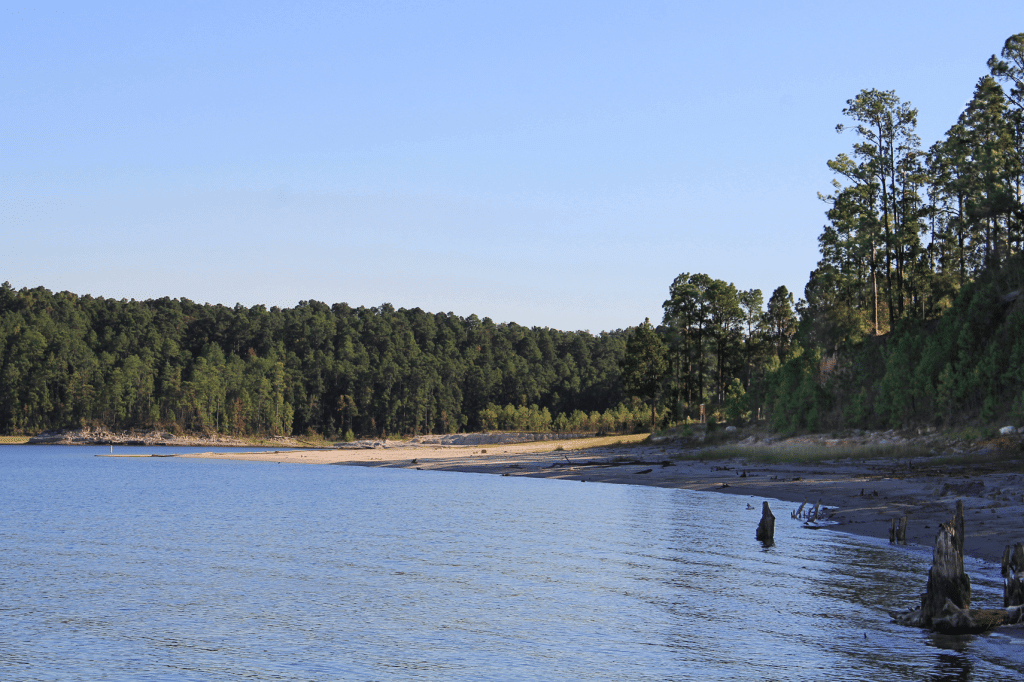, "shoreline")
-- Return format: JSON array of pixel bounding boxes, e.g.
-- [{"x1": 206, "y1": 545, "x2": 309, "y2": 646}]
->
[{"x1": 177, "y1": 434, "x2": 1024, "y2": 566}]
